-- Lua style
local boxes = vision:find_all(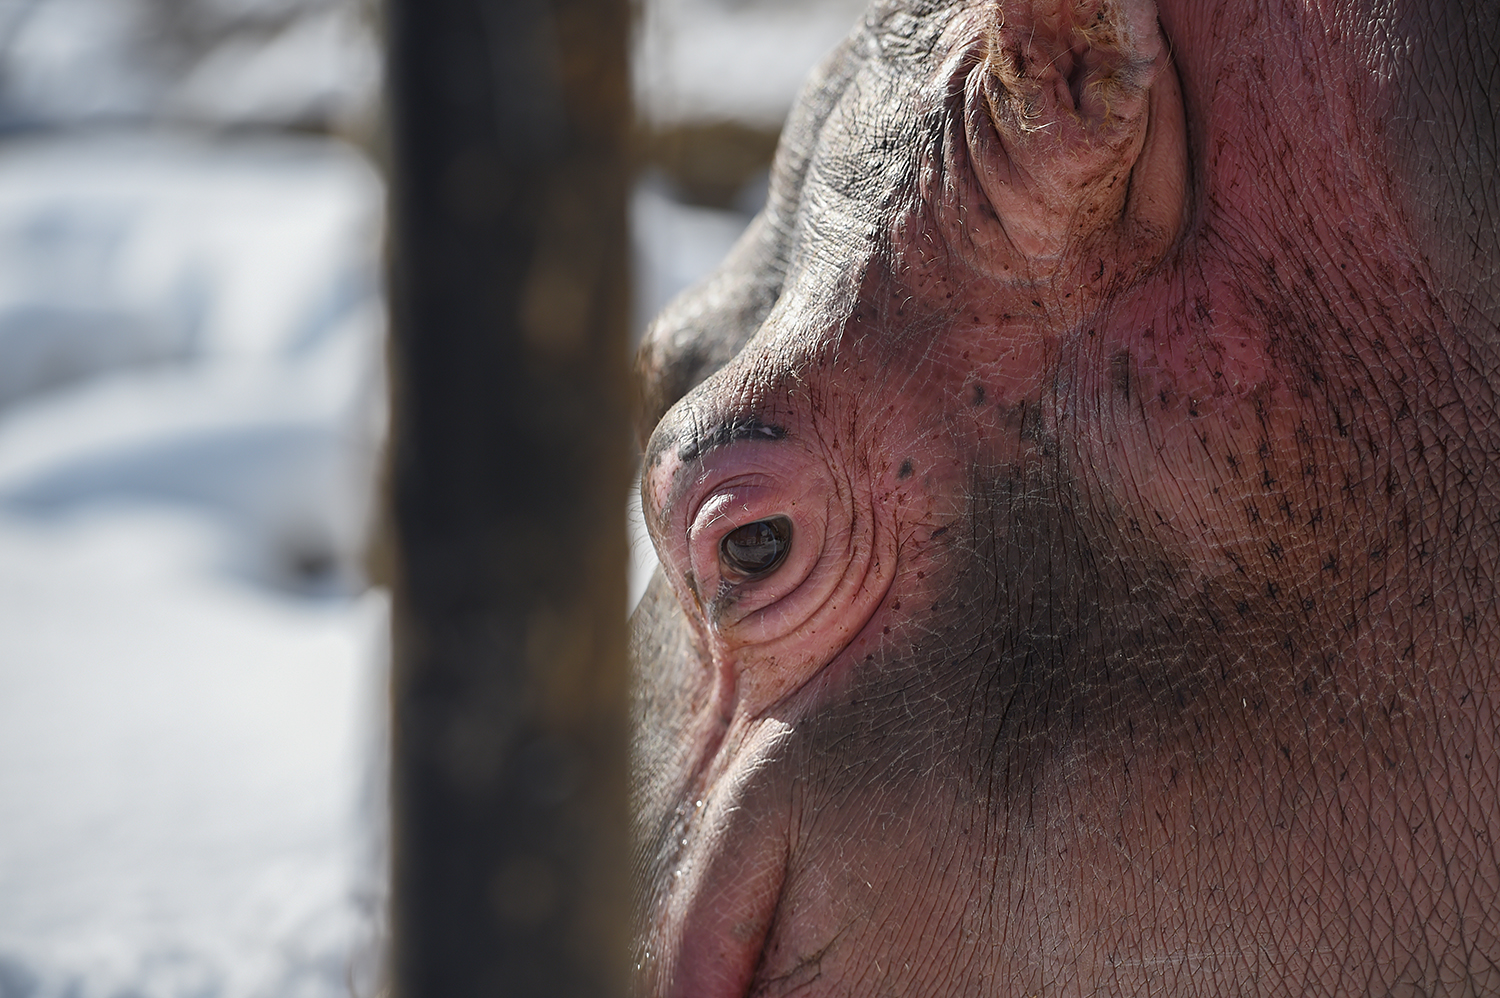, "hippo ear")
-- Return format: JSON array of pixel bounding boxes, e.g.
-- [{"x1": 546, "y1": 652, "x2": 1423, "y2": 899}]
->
[{"x1": 633, "y1": 34, "x2": 866, "y2": 445}]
